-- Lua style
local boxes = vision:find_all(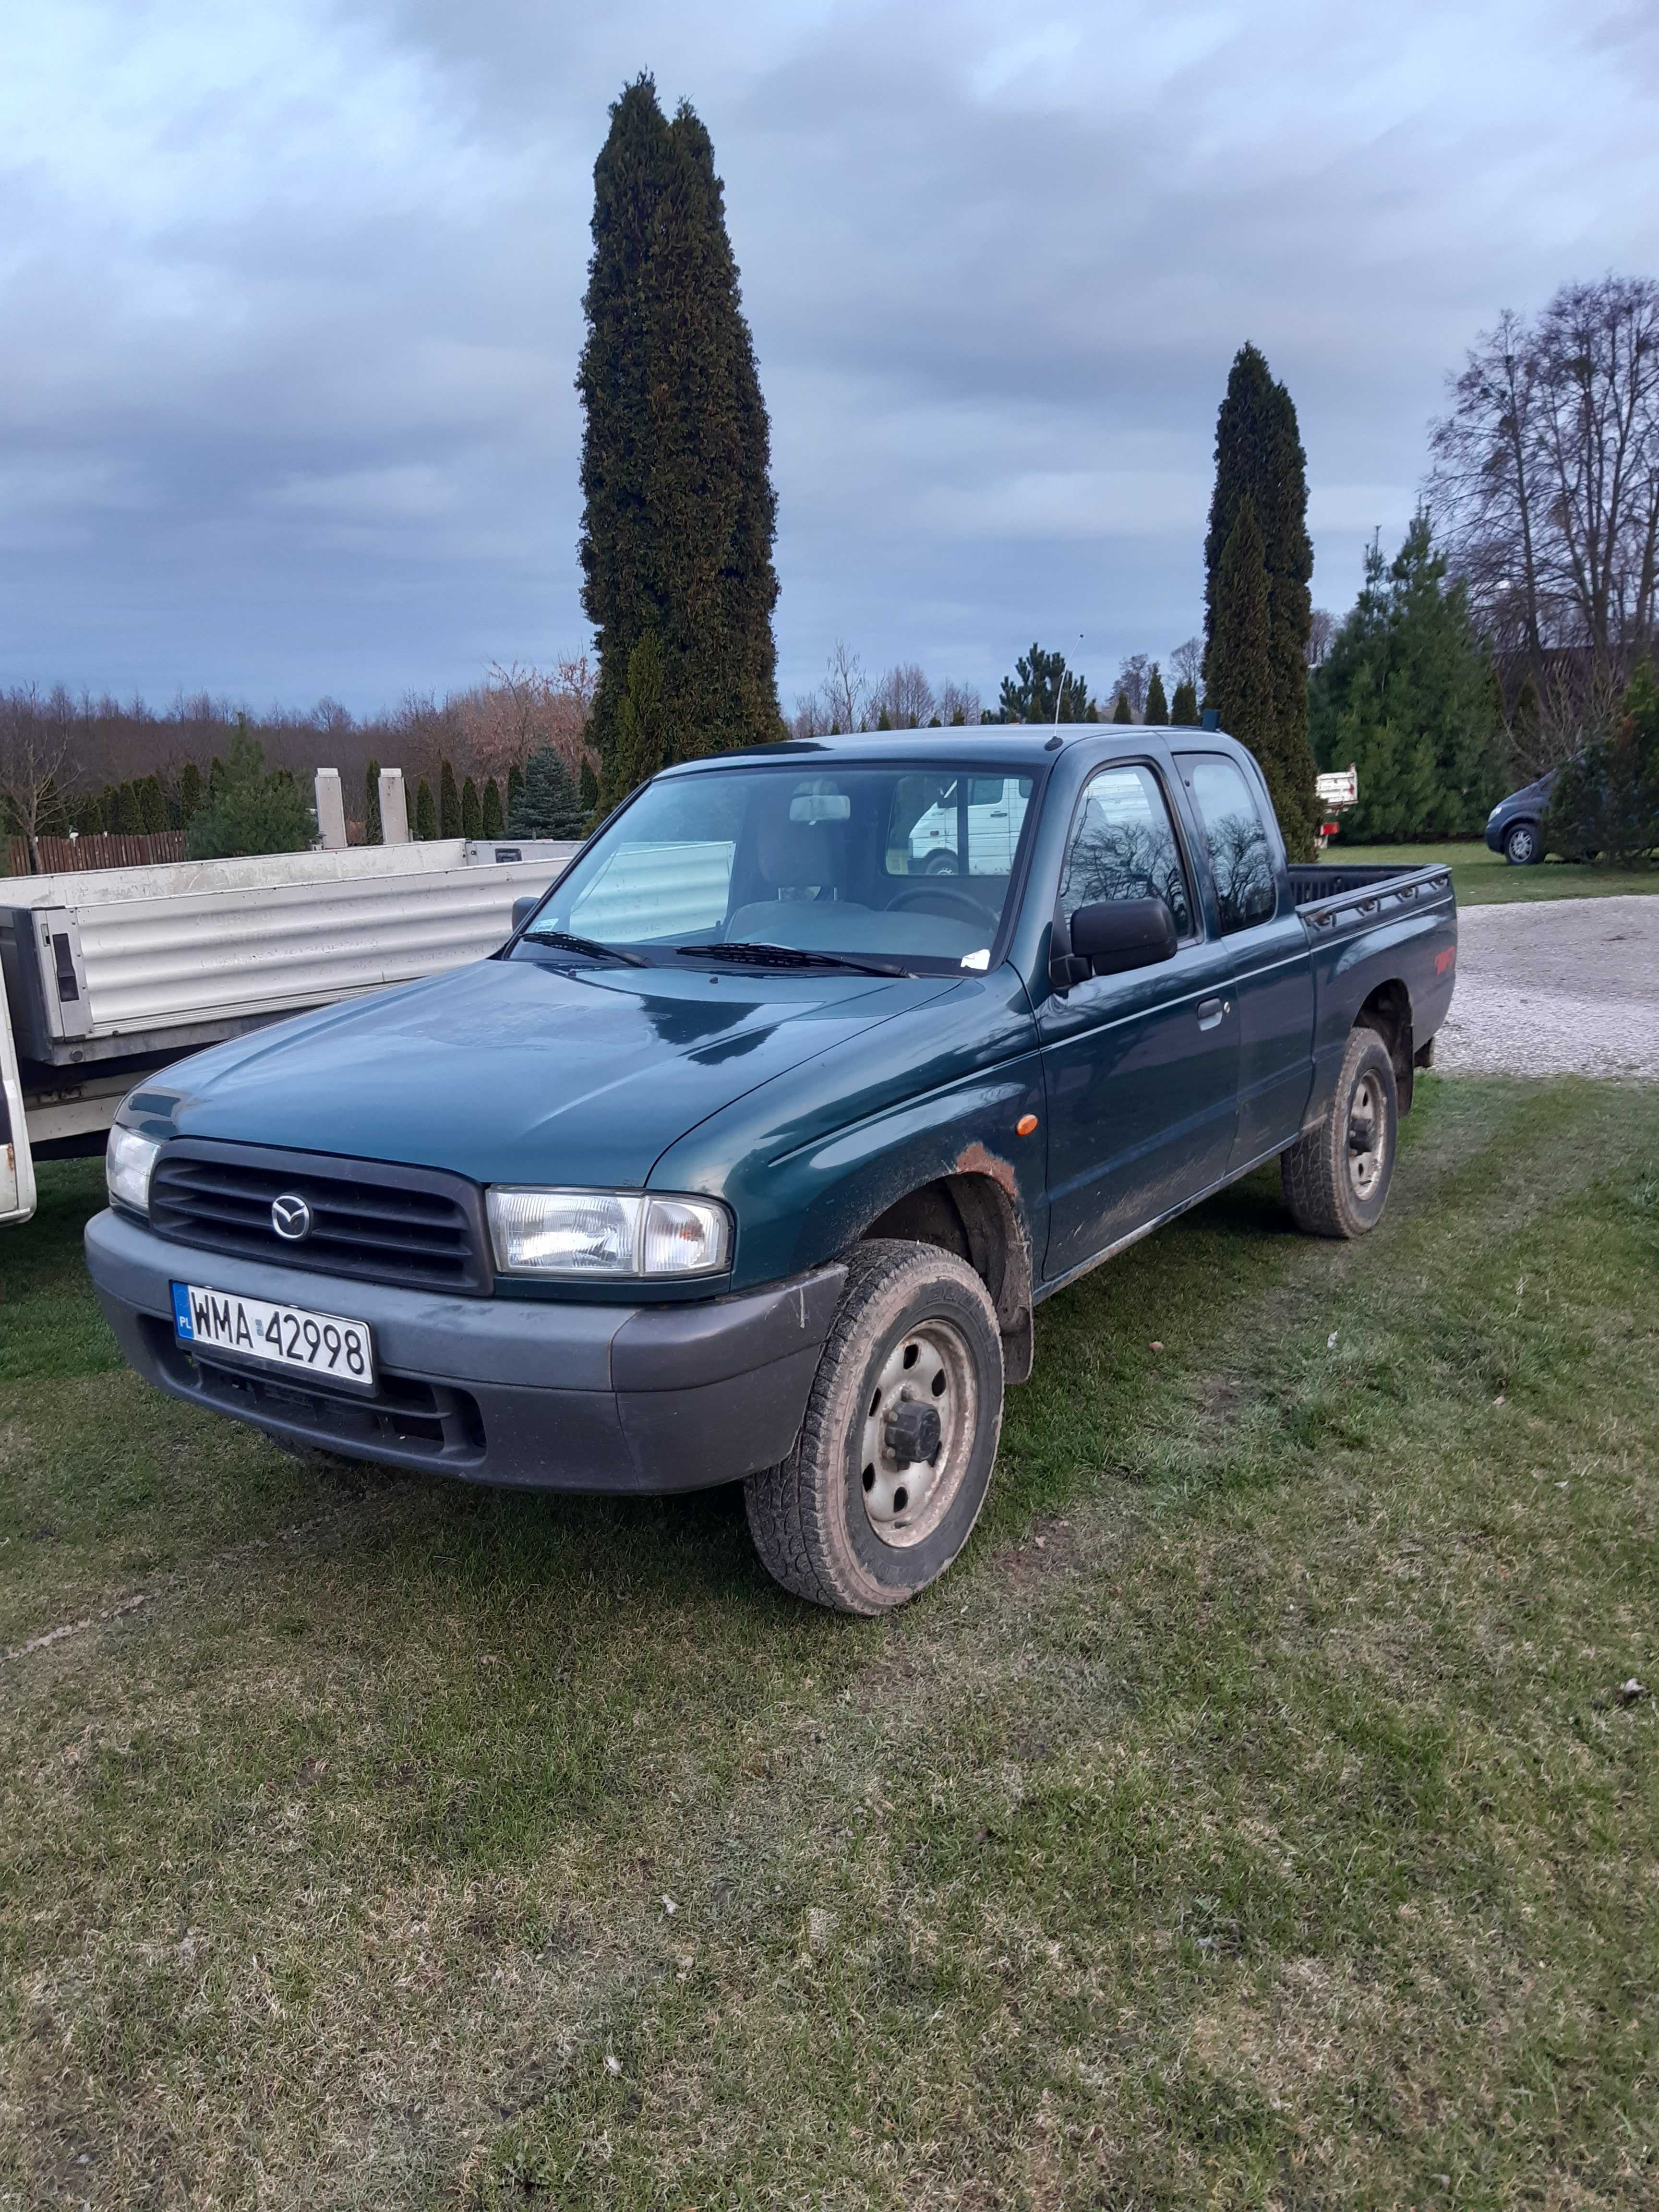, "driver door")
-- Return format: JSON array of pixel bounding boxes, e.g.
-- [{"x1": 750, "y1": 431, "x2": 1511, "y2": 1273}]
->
[{"x1": 1037, "y1": 761, "x2": 1239, "y2": 1281}]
